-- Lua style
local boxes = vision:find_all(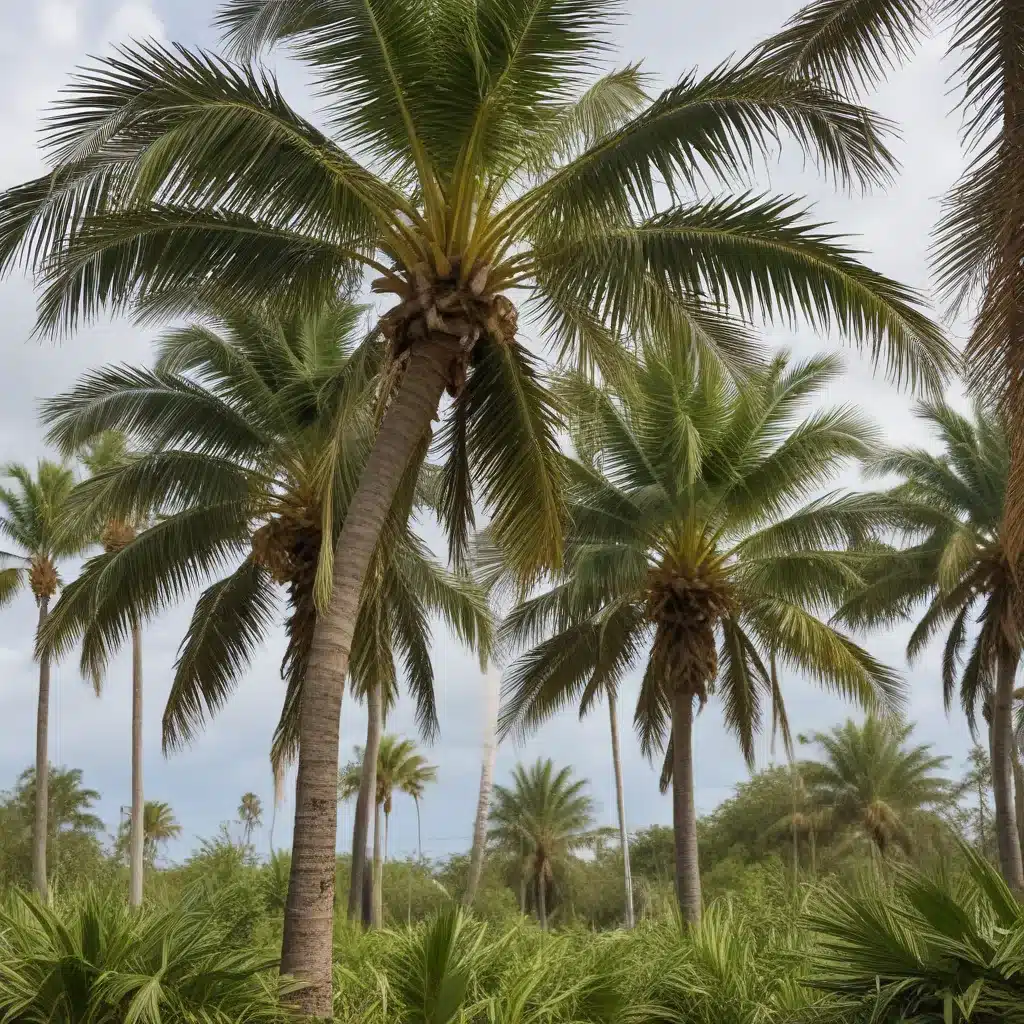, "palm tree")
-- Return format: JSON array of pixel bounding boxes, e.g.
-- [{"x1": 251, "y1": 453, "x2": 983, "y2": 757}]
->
[
  {"x1": 488, "y1": 759, "x2": 597, "y2": 929},
  {"x1": 141, "y1": 801, "x2": 181, "y2": 863},
  {"x1": 75, "y1": 431, "x2": 149, "y2": 908},
  {"x1": 338, "y1": 734, "x2": 437, "y2": 926},
  {"x1": 37, "y1": 299, "x2": 490, "y2": 928},
  {"x1": 799, "y1": 717, "x2": 952, "y2": 861},
  {"x1": 0, "y1": 461, "x2": 90, "y2": 899},
  {"x1": 754, "y1": 0, "x2": 1024, "y2": 566},
  {"x1": 499, "y1": 351, "x2": 903, "y2": 923},
  {"x1": 836, "y1": 401, "x2": 1024, "y2": 888},
  {"x1": 0, "y1": 4, "x2": 954, "y2": 1006},
  {"x1": 464, "y1": 664, "x2": 500, "y2": 909},
  {"x1": 238, "y1": 792, "x2": 263, "y2": 847}
]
